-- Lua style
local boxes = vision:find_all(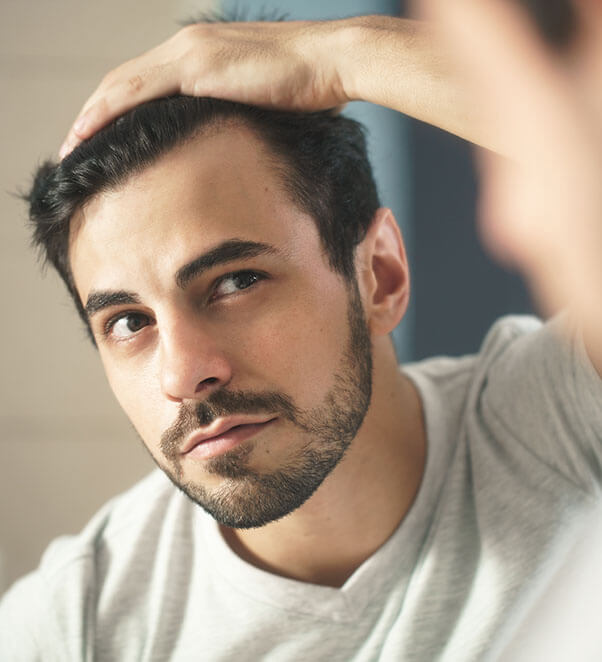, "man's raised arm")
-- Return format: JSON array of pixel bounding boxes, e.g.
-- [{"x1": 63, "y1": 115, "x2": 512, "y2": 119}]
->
[
  {"x1": 59, "y1": 16, "x2": 484, "y2": 157},
  {"x1": 60, "y1": 3, "x2": 602, "y2": 376}
]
